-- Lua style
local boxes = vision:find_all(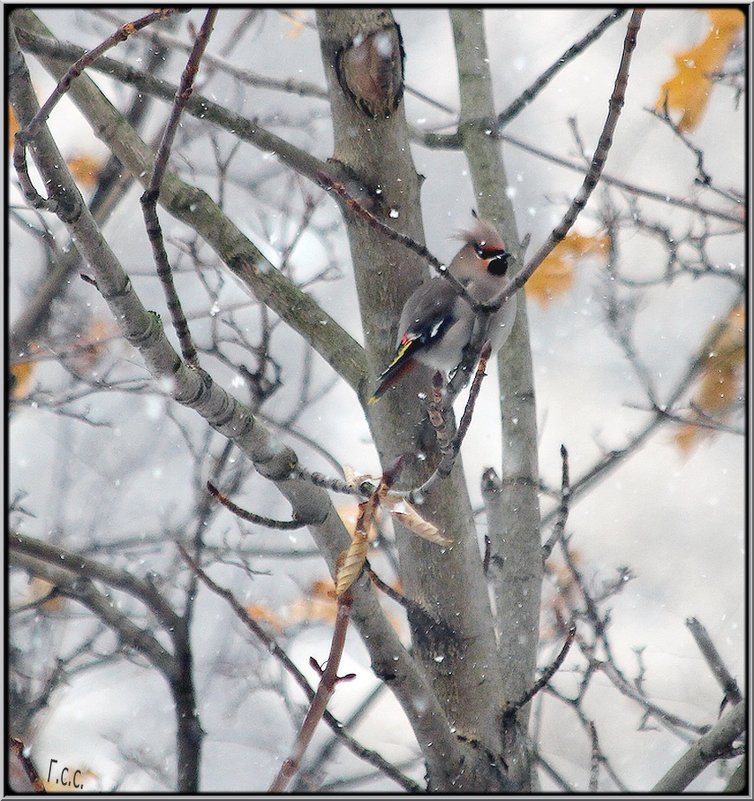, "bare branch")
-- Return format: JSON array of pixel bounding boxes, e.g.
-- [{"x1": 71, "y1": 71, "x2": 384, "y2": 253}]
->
[
  {"x1": 421, "y1": 9, "x2": 628, "y2": 147},
  {"x1": 140, "y1": 9, "x2": 218, "y2": 368},
  {"x1": 206, "y1": 481, "x2": 306, "y2": 530},
  {"x1": 403, "y1": 340, "x2": 493, "y2": 503},
  {"x1": 178, "y1": 545, "x2": 419, "y2": 792},
  {"x1": 269, "y1": 593, "x2": 353, "y2": 791},
  {"x1": 506, "y1": 622, "x2": 577, "y2": 712},
  {"x1": 498, "y1": 9, "x2": 628, "y2": 127},
  {"x1": 12, "y1": 8, "x2": 182, "y2": 212},
  {"x1": 542, "y1": 444, "x2": 571, "y2": 560},
  {"x1": 12, "y1": 10, "x2": 369, "y2": 394},
  {"x1": 499, "y1": 10, "x2": 644, "y2": 306},
  {"x1": 652, "y1": 701, "x2": 745, "y2": 793},
  {"x1": 10, "y1": 531, "x2": 181, "y2": 631},
  {"x1": 686, "y1": 617, "x2": 742, "y2": 708},
  {"x1": 10, "y1": 551, "x2": 175, "y2": 678}
]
